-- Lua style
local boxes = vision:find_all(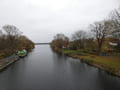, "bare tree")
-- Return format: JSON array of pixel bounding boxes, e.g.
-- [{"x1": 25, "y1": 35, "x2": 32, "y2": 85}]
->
[
  {"x1": 52, "y1": 33, "x2": 69, "y2": 49},
  {"x1": 72, "y1": 30, "x2": 86, "y2": 40},
  {"x1": 90, "y1": 21, "x2": 113, "y2": 54},
  {"x1": 3, "y1": 25, "x2": 22, "y2": 36},
  {"x1": 72, "y1": 30, "x2": 87, "y2": 49},
  {"x1": 109, "y1": 8, "x2": 120, "y2": 40},
  {"x1": 0, "y1": 30, "x2": 3, "y2": 37},
  {"x1": 111, "y1": 8, "x2": 120, "y2": 24},
  {"x1": 2, "y1": 25, "x2": 22, "y2": 51},
  {"x1": 0, "y1": 25, "x2": 34, "y2": 58}
]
